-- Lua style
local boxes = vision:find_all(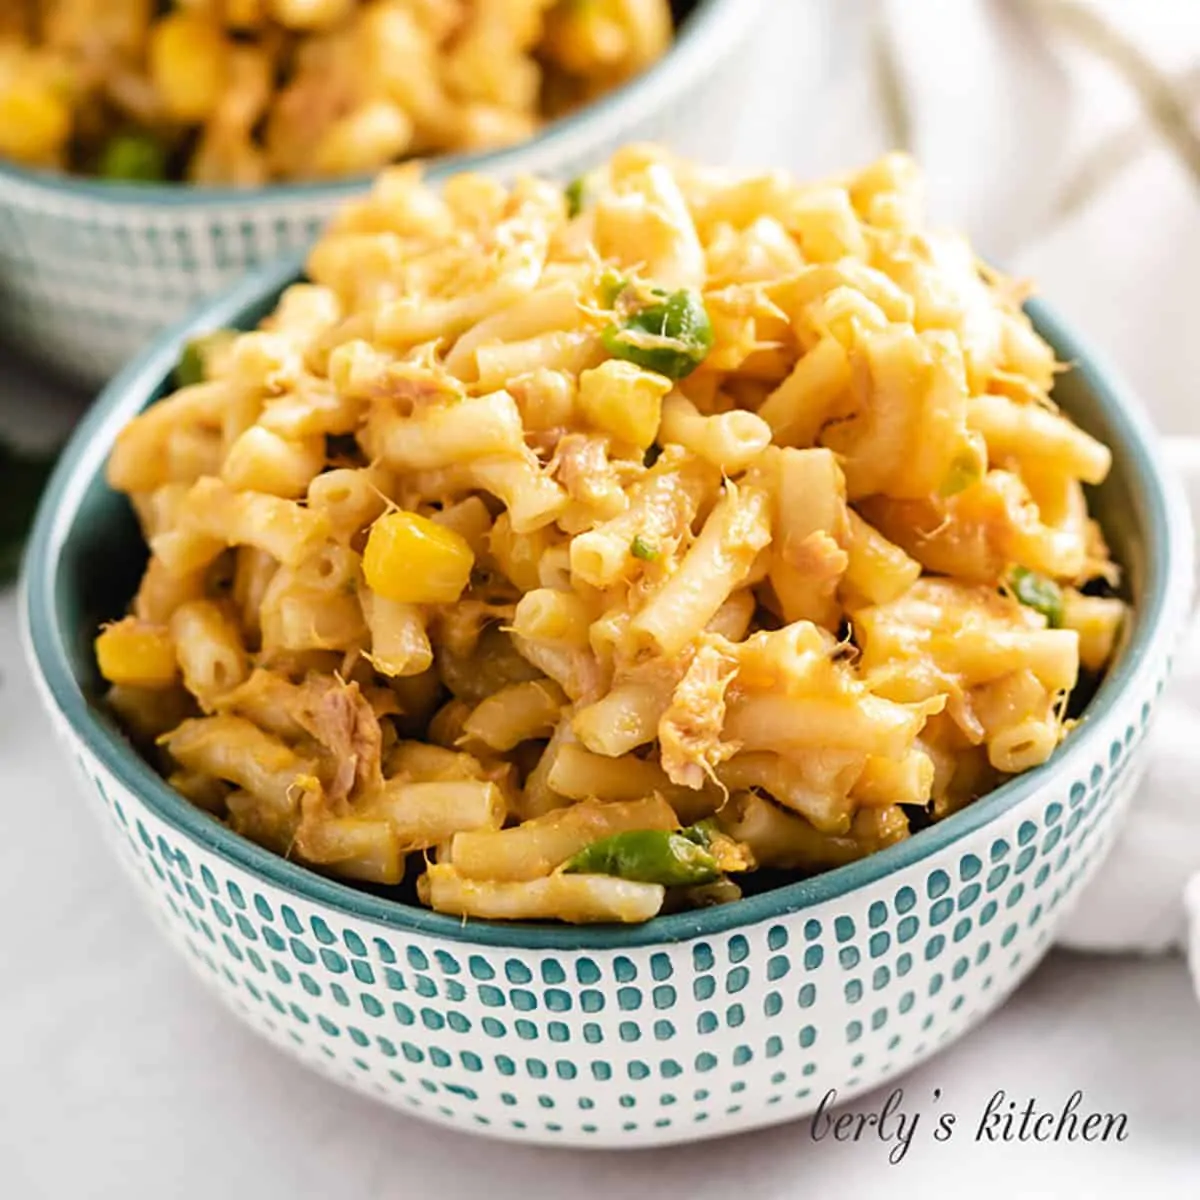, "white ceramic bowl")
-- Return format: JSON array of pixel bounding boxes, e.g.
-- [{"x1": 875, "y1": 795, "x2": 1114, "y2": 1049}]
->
[
  {"x1": 0, "y1": 0, "x2": 762, "y2": 387},
  {"x1": 21, "y1": 255, "x2": 1194, "y2": 1148}
]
